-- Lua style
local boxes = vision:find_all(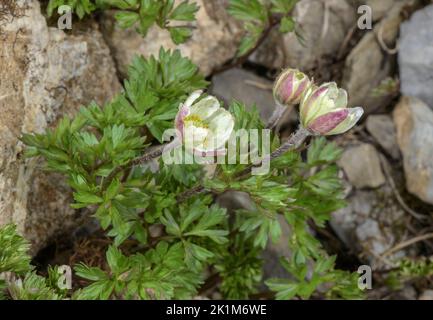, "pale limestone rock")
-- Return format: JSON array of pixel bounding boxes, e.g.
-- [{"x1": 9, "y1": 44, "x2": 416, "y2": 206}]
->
[
  {"x1": 399, "y1": 4, "x2": 433, "y2": 108},
  {"x1": 393, "y1": 96, "x2": 433, "y2": 205},
  {"x1": 366, "y1": 114, "x2": 400, "y2": 160},
  {"x1": 331, "y1": 186, "x2": 407, "y2": 267},
  {"x1": 101, "y1": 0, "x2": 243, "y2": 77},
  {"x1": 250, "y1": 0, "x2": 356, "y2": 71},
  {"x1": 341, "y1": 0, "x2": 417, "y2": 114},
  {"x1": 0, "y1": 0, "x2": 121, "y2": 253},
  {"x1": 338, "y1": 143, "x2": 386, "y2": 189}
]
